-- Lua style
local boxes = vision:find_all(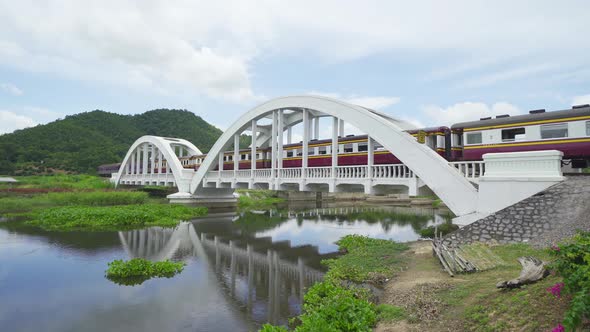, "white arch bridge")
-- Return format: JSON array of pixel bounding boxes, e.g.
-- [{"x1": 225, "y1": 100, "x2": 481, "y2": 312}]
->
[{"x1": 112, "y1": 95, "x2": 565, "y2": 223}]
